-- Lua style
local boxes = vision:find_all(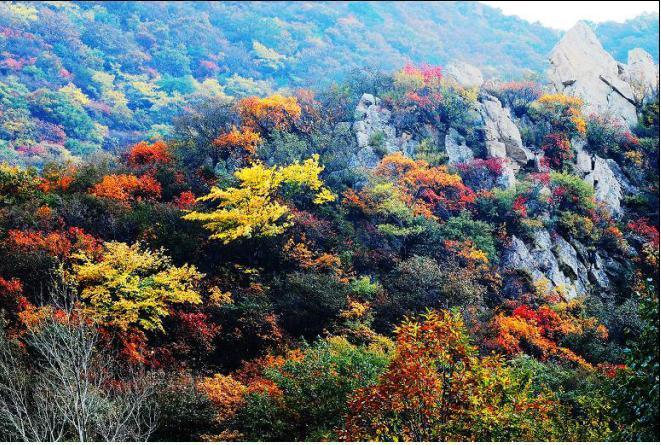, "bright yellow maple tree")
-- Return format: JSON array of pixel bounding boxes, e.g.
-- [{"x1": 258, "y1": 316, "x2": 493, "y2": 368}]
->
[
  {"x1": 72, "y1": 241, "x2": 203, "y2": 332},
  {"x1": 184, "y1": 155, "x2": 335, "y2": 244}
]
